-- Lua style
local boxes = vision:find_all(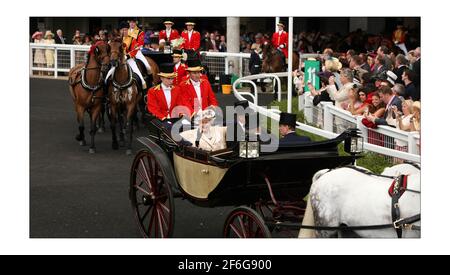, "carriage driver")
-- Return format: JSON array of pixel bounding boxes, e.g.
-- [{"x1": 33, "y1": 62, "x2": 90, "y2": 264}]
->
[
  {"x1": 121, "y1": 20, "x2": 152, "y2": 89},
  {"x1": 279, "y1": 112, "x2": 311, "y2": 145}
]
